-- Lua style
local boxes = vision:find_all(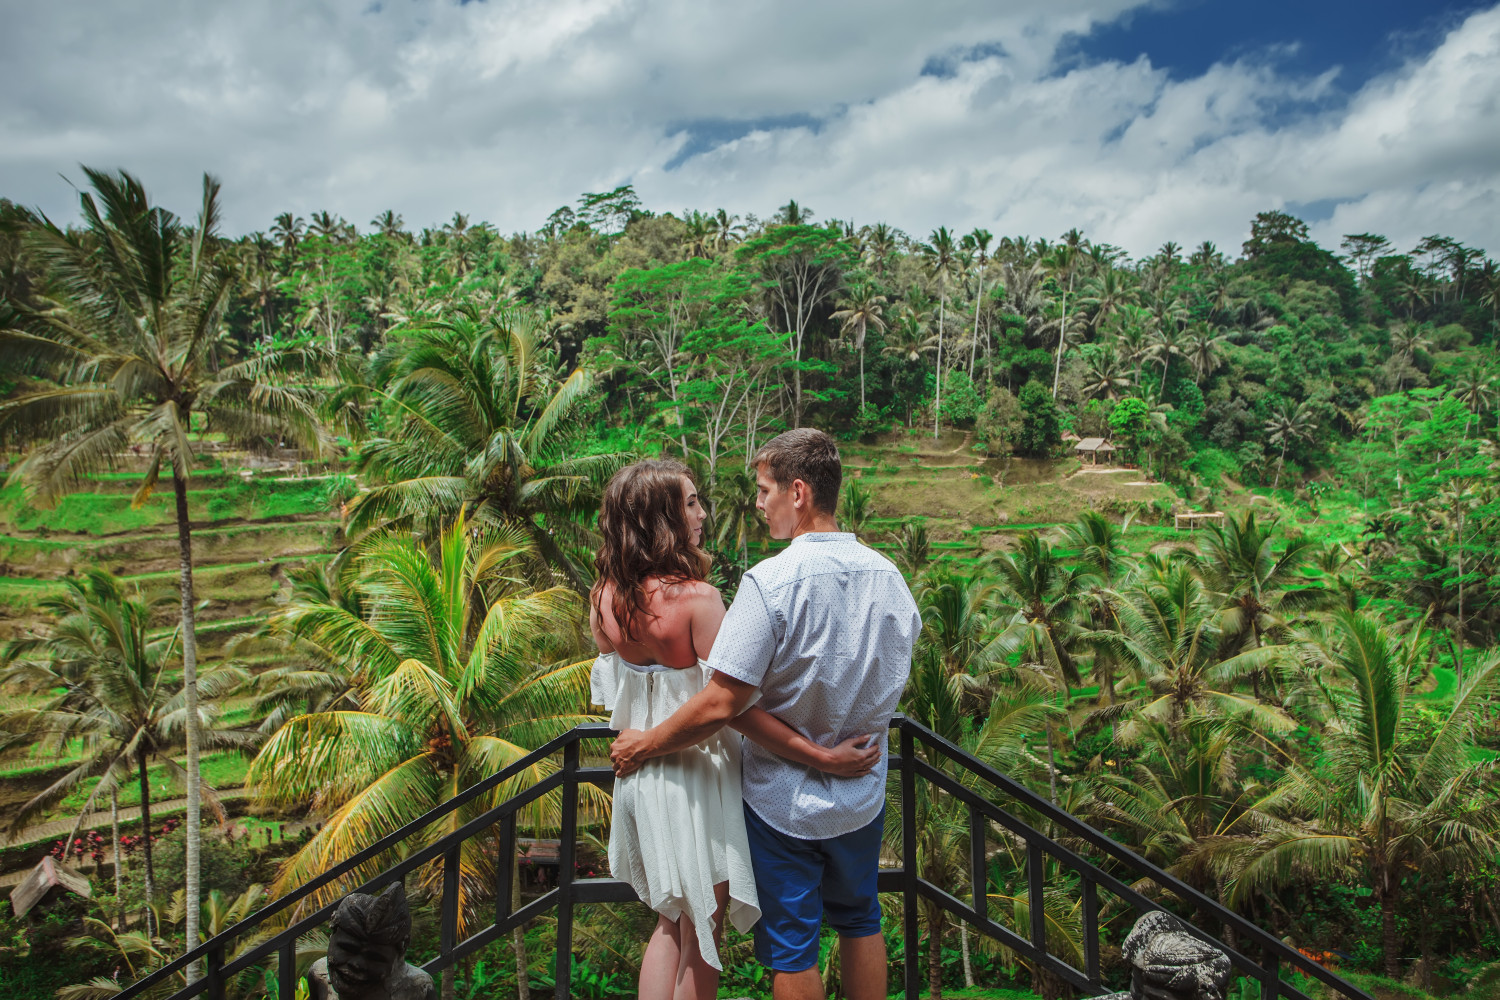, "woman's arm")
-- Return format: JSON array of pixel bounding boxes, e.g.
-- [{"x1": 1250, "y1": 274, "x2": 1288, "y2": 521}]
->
[{"x1": 729, "y1": 708, "x2": 880, "y2": 777}]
